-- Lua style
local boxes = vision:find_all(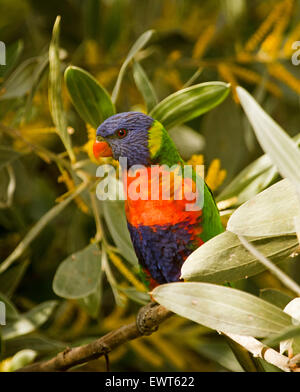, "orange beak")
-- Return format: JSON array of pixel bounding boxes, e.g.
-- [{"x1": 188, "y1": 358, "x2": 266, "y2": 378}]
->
[{"x1": 93, "y1": 140, "x2": 113, "y2": 159}]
